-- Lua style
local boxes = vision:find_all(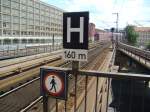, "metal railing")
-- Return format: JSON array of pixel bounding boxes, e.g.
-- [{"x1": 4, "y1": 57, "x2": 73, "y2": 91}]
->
[
  {"x1": 117, "y1": 42, "x2": 150, "y2": 66},
  {"x1": 0, "y1": 44, "x2": 62, "y2": 60},
  {"x1": 40, "y1": 66, "x2": 150, "y2": 112},
  {"x1": 0, "y1": 42, "x2": 109, "y2": 112}
]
